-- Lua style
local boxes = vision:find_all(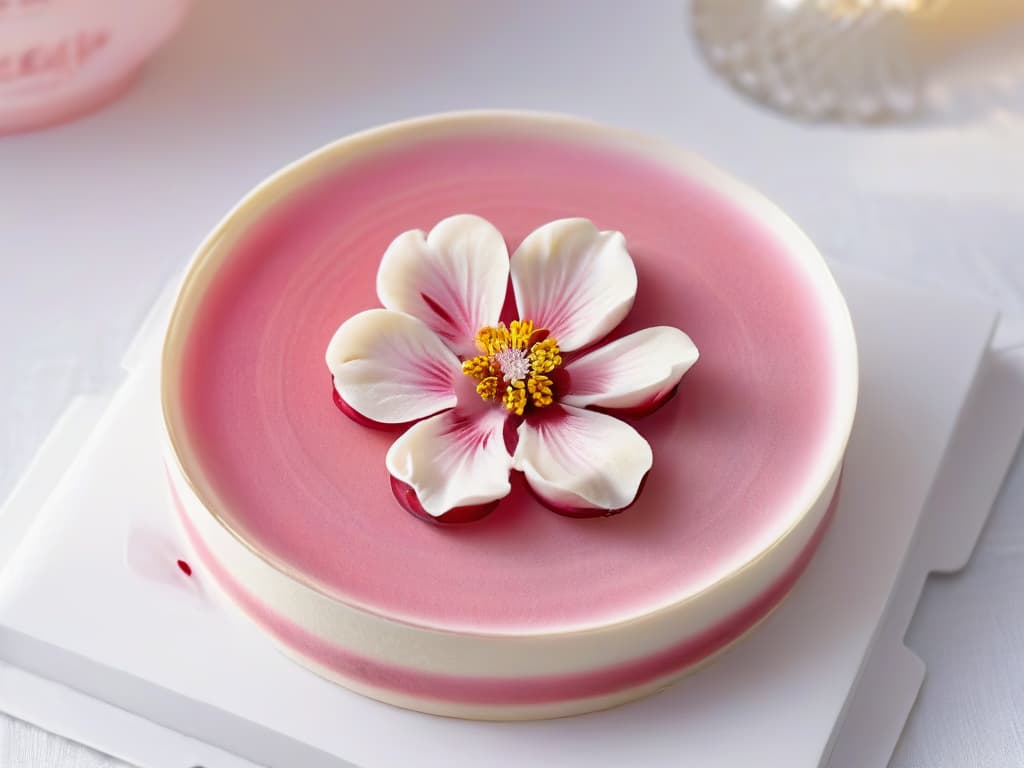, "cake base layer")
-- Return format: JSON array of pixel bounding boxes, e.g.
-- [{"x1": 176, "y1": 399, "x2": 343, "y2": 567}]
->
[{"x1": 172, "y1": 471, "x2": 841, "y2": 719}]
